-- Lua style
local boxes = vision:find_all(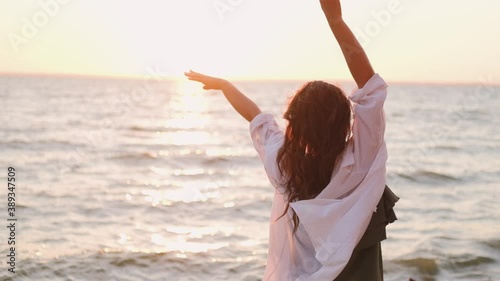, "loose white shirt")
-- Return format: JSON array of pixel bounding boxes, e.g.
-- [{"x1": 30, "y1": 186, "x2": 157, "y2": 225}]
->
[{"x1": 249, "y1": 73, "x2": 389, "y2": 281}]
